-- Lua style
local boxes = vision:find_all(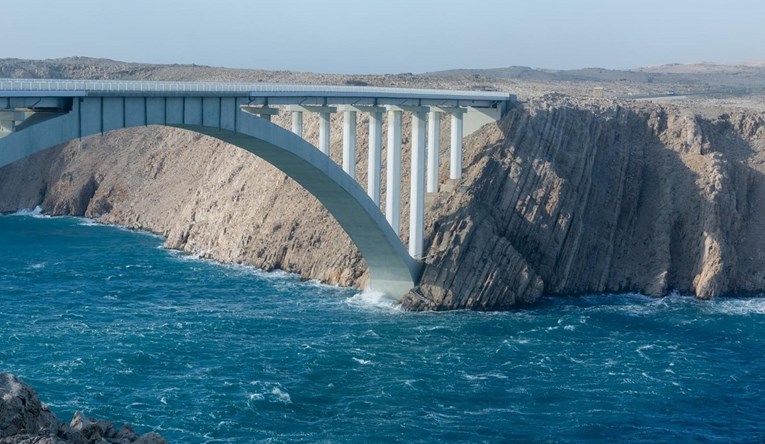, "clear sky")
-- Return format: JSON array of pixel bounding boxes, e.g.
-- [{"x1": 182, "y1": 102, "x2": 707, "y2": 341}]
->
[{"x1": 5, "y1": 0, "x2": 764, "y2": 73}]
